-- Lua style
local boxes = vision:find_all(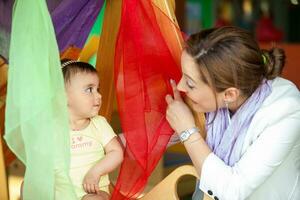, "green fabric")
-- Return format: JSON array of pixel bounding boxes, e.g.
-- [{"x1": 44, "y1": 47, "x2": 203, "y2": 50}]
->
[
  {"x1": 4, "y1": 0, "x2": 76, "y2": 199},
  {"x1": 86, "y1": 0, "x2": 106, "y2": 41},
  {"x1": 84, "y1": 0, "x2": 106, "y2": 67}
]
